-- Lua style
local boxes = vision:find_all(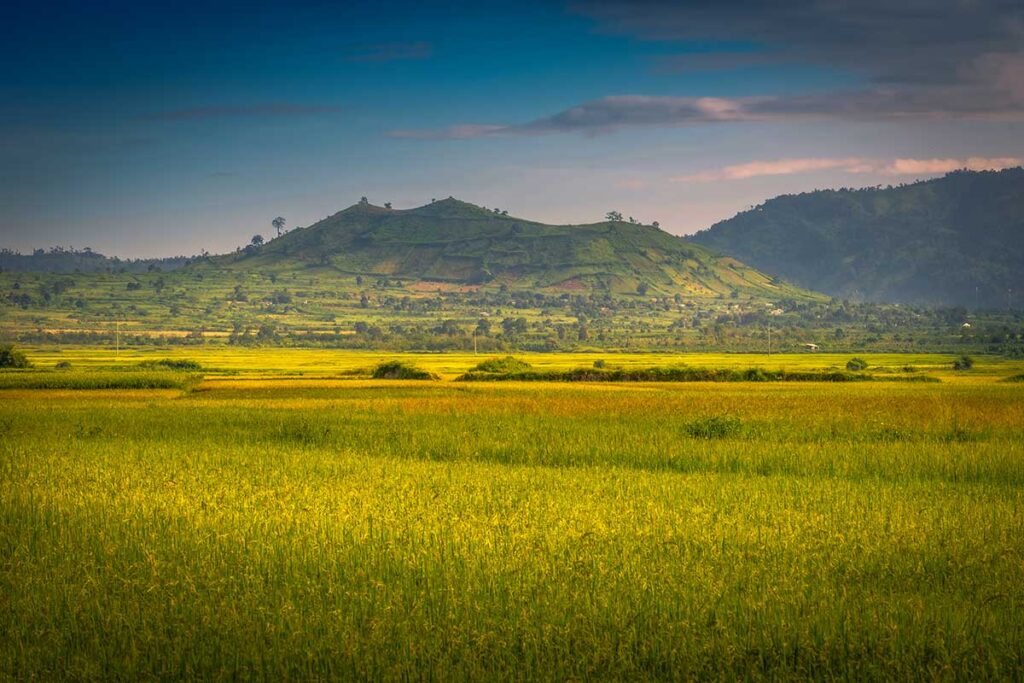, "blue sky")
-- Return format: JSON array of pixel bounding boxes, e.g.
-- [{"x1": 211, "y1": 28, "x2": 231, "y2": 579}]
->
[{"x1": 3, "y1": 0, "x2": 1022, "y2": 256}]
